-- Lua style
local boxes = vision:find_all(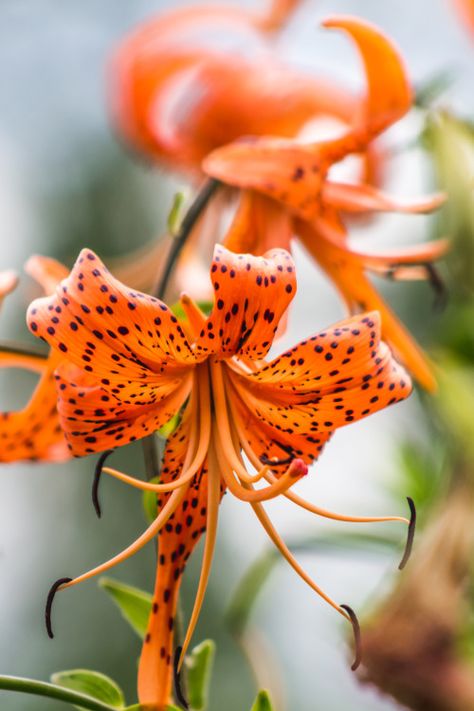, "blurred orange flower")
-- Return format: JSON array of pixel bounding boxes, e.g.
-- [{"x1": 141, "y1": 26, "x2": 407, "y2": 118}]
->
[{"x1": 204, "y1": 17, "x2": 448, "y2": 391}]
